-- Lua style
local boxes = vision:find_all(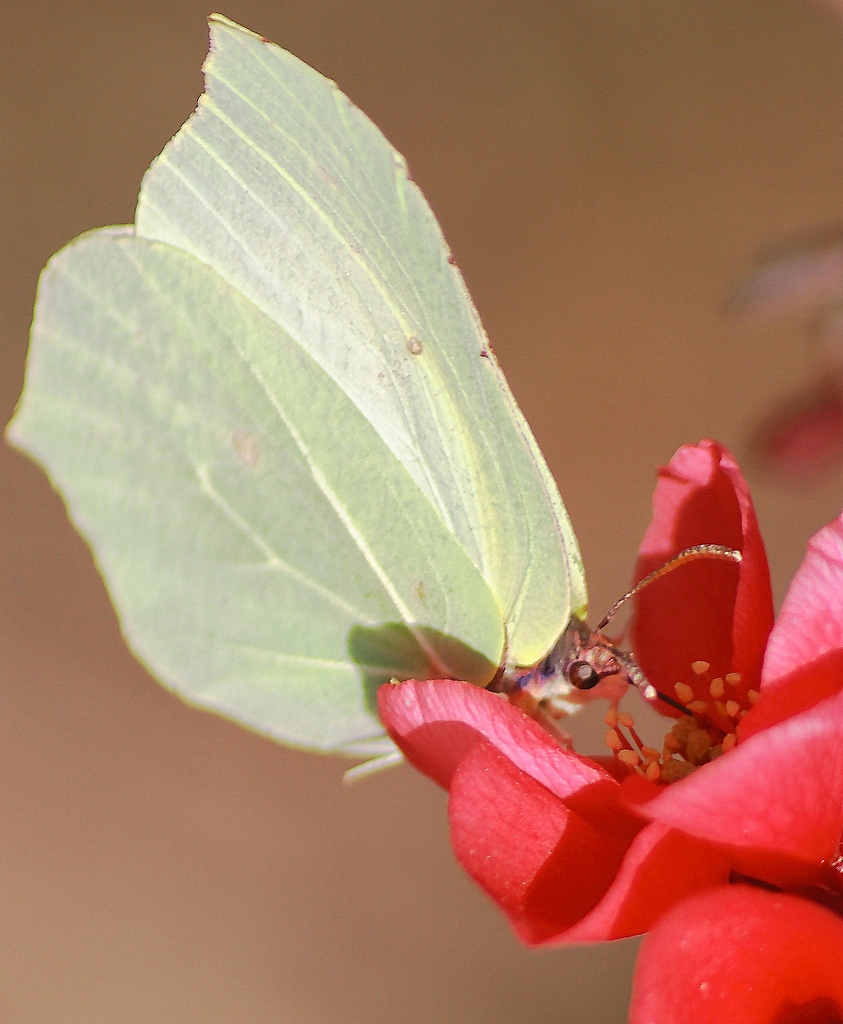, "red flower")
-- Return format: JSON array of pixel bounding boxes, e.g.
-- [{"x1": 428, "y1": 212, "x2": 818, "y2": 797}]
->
[
  {"x1": 377, "y1": 440, "x2": 843, "y2": 958},
  {"x1": 629, "y1": 886, "x2": 843, "y2": 1024}
]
